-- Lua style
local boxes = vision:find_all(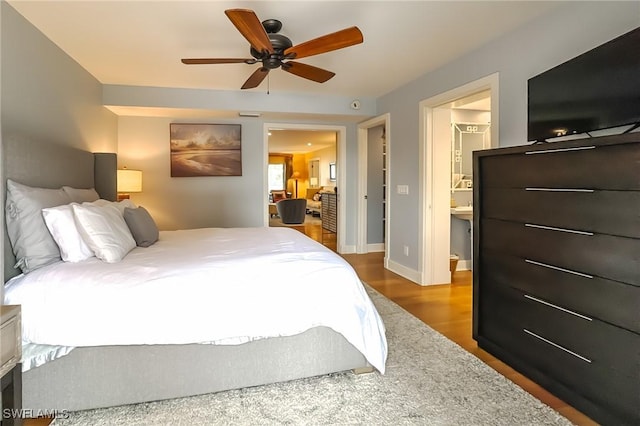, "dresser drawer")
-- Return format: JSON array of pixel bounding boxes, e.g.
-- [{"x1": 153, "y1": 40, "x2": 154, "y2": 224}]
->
[
  {"x1": 479, "y1": 287, "x2": 640, "y2": 423},
  {"x1": 482, "y1": 313, "x2": 640, "y2": 424},
  {"x1": 482, "y1": 188, "x2": 640, "y2": 238},
  {"x1": 480, "y1": 251, "x2": 640, "y2": 333},
  {"x1": 481, "y1": 218, "x2": 640, "y2": 285},
  {"x1": 479, "y1": 143, "x2": 640, "y2": 190},
  {"x1": 481, "y1": 284, "x2": 640, "y2": 377}
]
